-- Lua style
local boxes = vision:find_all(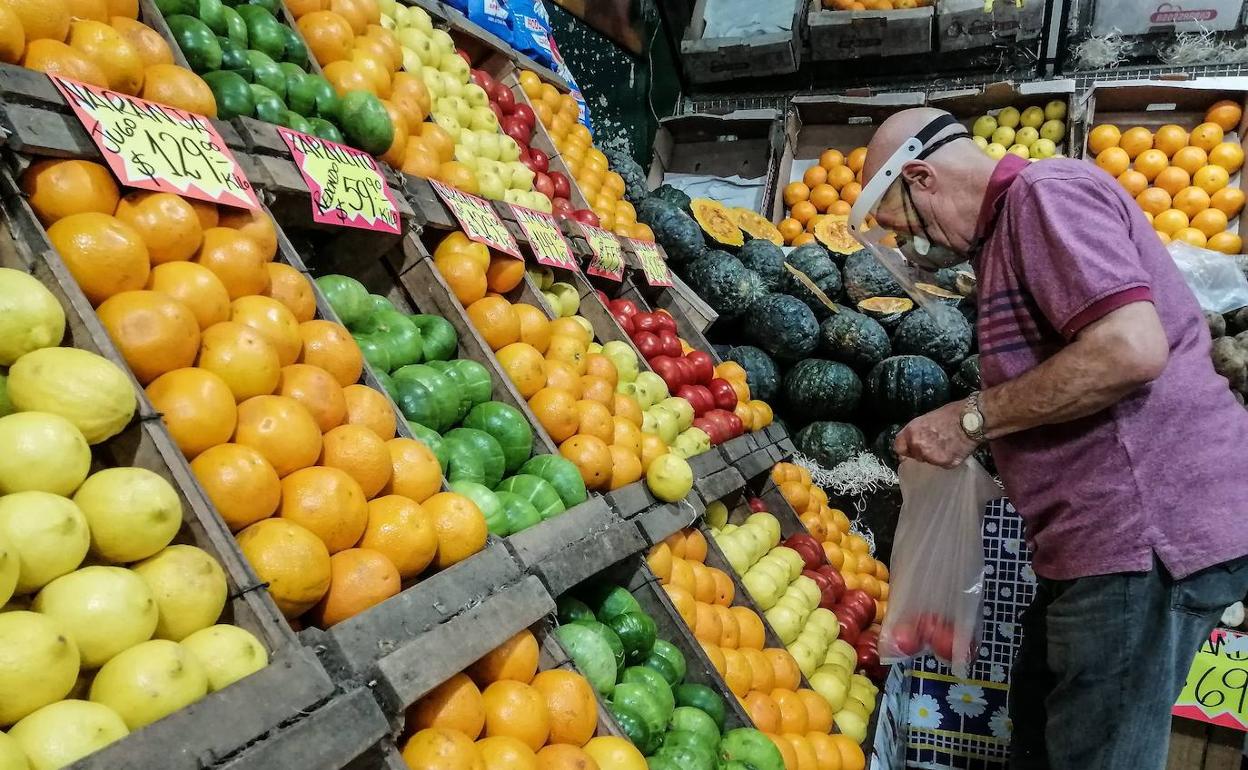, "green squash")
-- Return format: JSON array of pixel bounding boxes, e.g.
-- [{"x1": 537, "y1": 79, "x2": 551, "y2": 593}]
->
[
  {"x1": 517, "y1": 454, "x2": 588, "y2": 508},
  {"x1": 407, "y1": 421, "x2": 448, "y2": 473},
  {"x1": 607, "y1": 611, "x2": 657, "y2": 664},
  {"x1": 449, "y1": 480, "x2": 506, "y2": 536},
  {"x1": 662, "y1": 727, "x2": 717, "y2": 760},
  {"x1": 782, "y1": 359, "x2": 862, "y2": 421},
  {"x1": 642, "y1": 639, "x2": 685, "y2": 687},
  {"x1": 893, "y1": 305, "x2": 973, "y2": 368},
  {"x1": 315, "y1": 274, "x2": 370, "y2": 328},
  {"x1": 355, "y1": 309, "x2": 422, "y2": 370},
  {"x1": 392, "y1": 364, "x2": 457, "y2": 431},
  {"x1": 668, "y1": 705, "x2": 720, "y2": 748},
  {"x1": 610, "y1": 682, "x2": 666, "y2": 748},
  {"x1": 411, "y1": 314, "x2": 458, "y2": 361},
  {"x1": 462, "y1": 401, "x2": 533, "y2": 473},
  {"x1": 608, "y1": 702, "x2": 657, "y2": 755},
  {"x1": 494, "y1": 489, "x2": 542, "y2": 534},
  {"x1": 718, "y1": 728, "x2": 785, "y2": 770},
  {"x1": 872, "y1": 423, "x2": 903, "y2": 469},
  {"x1": 655, "y1": 743, "x2": 715, "y2": 770},
  {"x1": 444, "y1": 428, "x2": 505, "y2": 488},
  {"x1": 426, "y1": 359, "x2": 492, "y2": 422},
  {"x1": 866, "y1": 355, "x2": 951, "y2": 422},
  {"x1": 952, "y1": 354, "x2": 981, "y2": 398},
  {"x1": 494, "y1": 474, "x2": 564, "y2": 520},
  {"x1": 582, "y1": 584, "x2": 643, "y2": 622},
  {"x1": 724, "y1": 345, "x2": 780, "y2": 402},
  {"x1": 620, "y1": 666, "x2": 674, "y2": 723},
  {"x1": 737, "y1": 239, "x2": 785, "y2": 292},
  {"x1": 651, "y1": 208, "x2": 706, "y2": 265},
  {"x1": 794, "y1": 421, "x2": 866, "y2": 469},
  {"x1": 443, "y1": 438, "x2": 485, "y2": 486},
  {"x1": 306, "y1": 118, "x2": 343, "y2": 143},
  {"x1": 843, "y1": 249, "x2": 907, "y2": 304},
  {"x1": 557, "y1": 596, "x2": 595, "y2": 626},
  {"x1": 555, "y1": 623, "x2": 617, "y2": 696},
  {"x1": 574, "y1": 619, "x2": 625, "y2": 674},
  {"x1": 352, "y1": 333, "x2": 390, "y2": 374},
  {"x1": 744, "y1": 293, "x2": 819, "y2": 362},
  {"x1": 782, "y1": 243, "x2": 843, "y2": 319},
  {"x1": 818, "y1": 307, "x2": 891, "y2": 370},
  {"x1": 673, "y1": 683, "x2": 726, "y2": 731},
  {"x1": 652, "y1": 184, "x2": 692, "y2": 212}
]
